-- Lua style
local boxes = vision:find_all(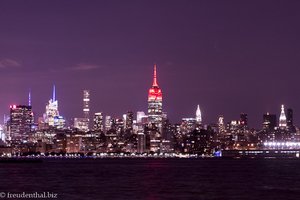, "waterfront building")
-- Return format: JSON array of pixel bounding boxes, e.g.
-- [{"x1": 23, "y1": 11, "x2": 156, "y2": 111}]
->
[{"x1": 137, "y1": 131, "x2": 146, "y2": 153}]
